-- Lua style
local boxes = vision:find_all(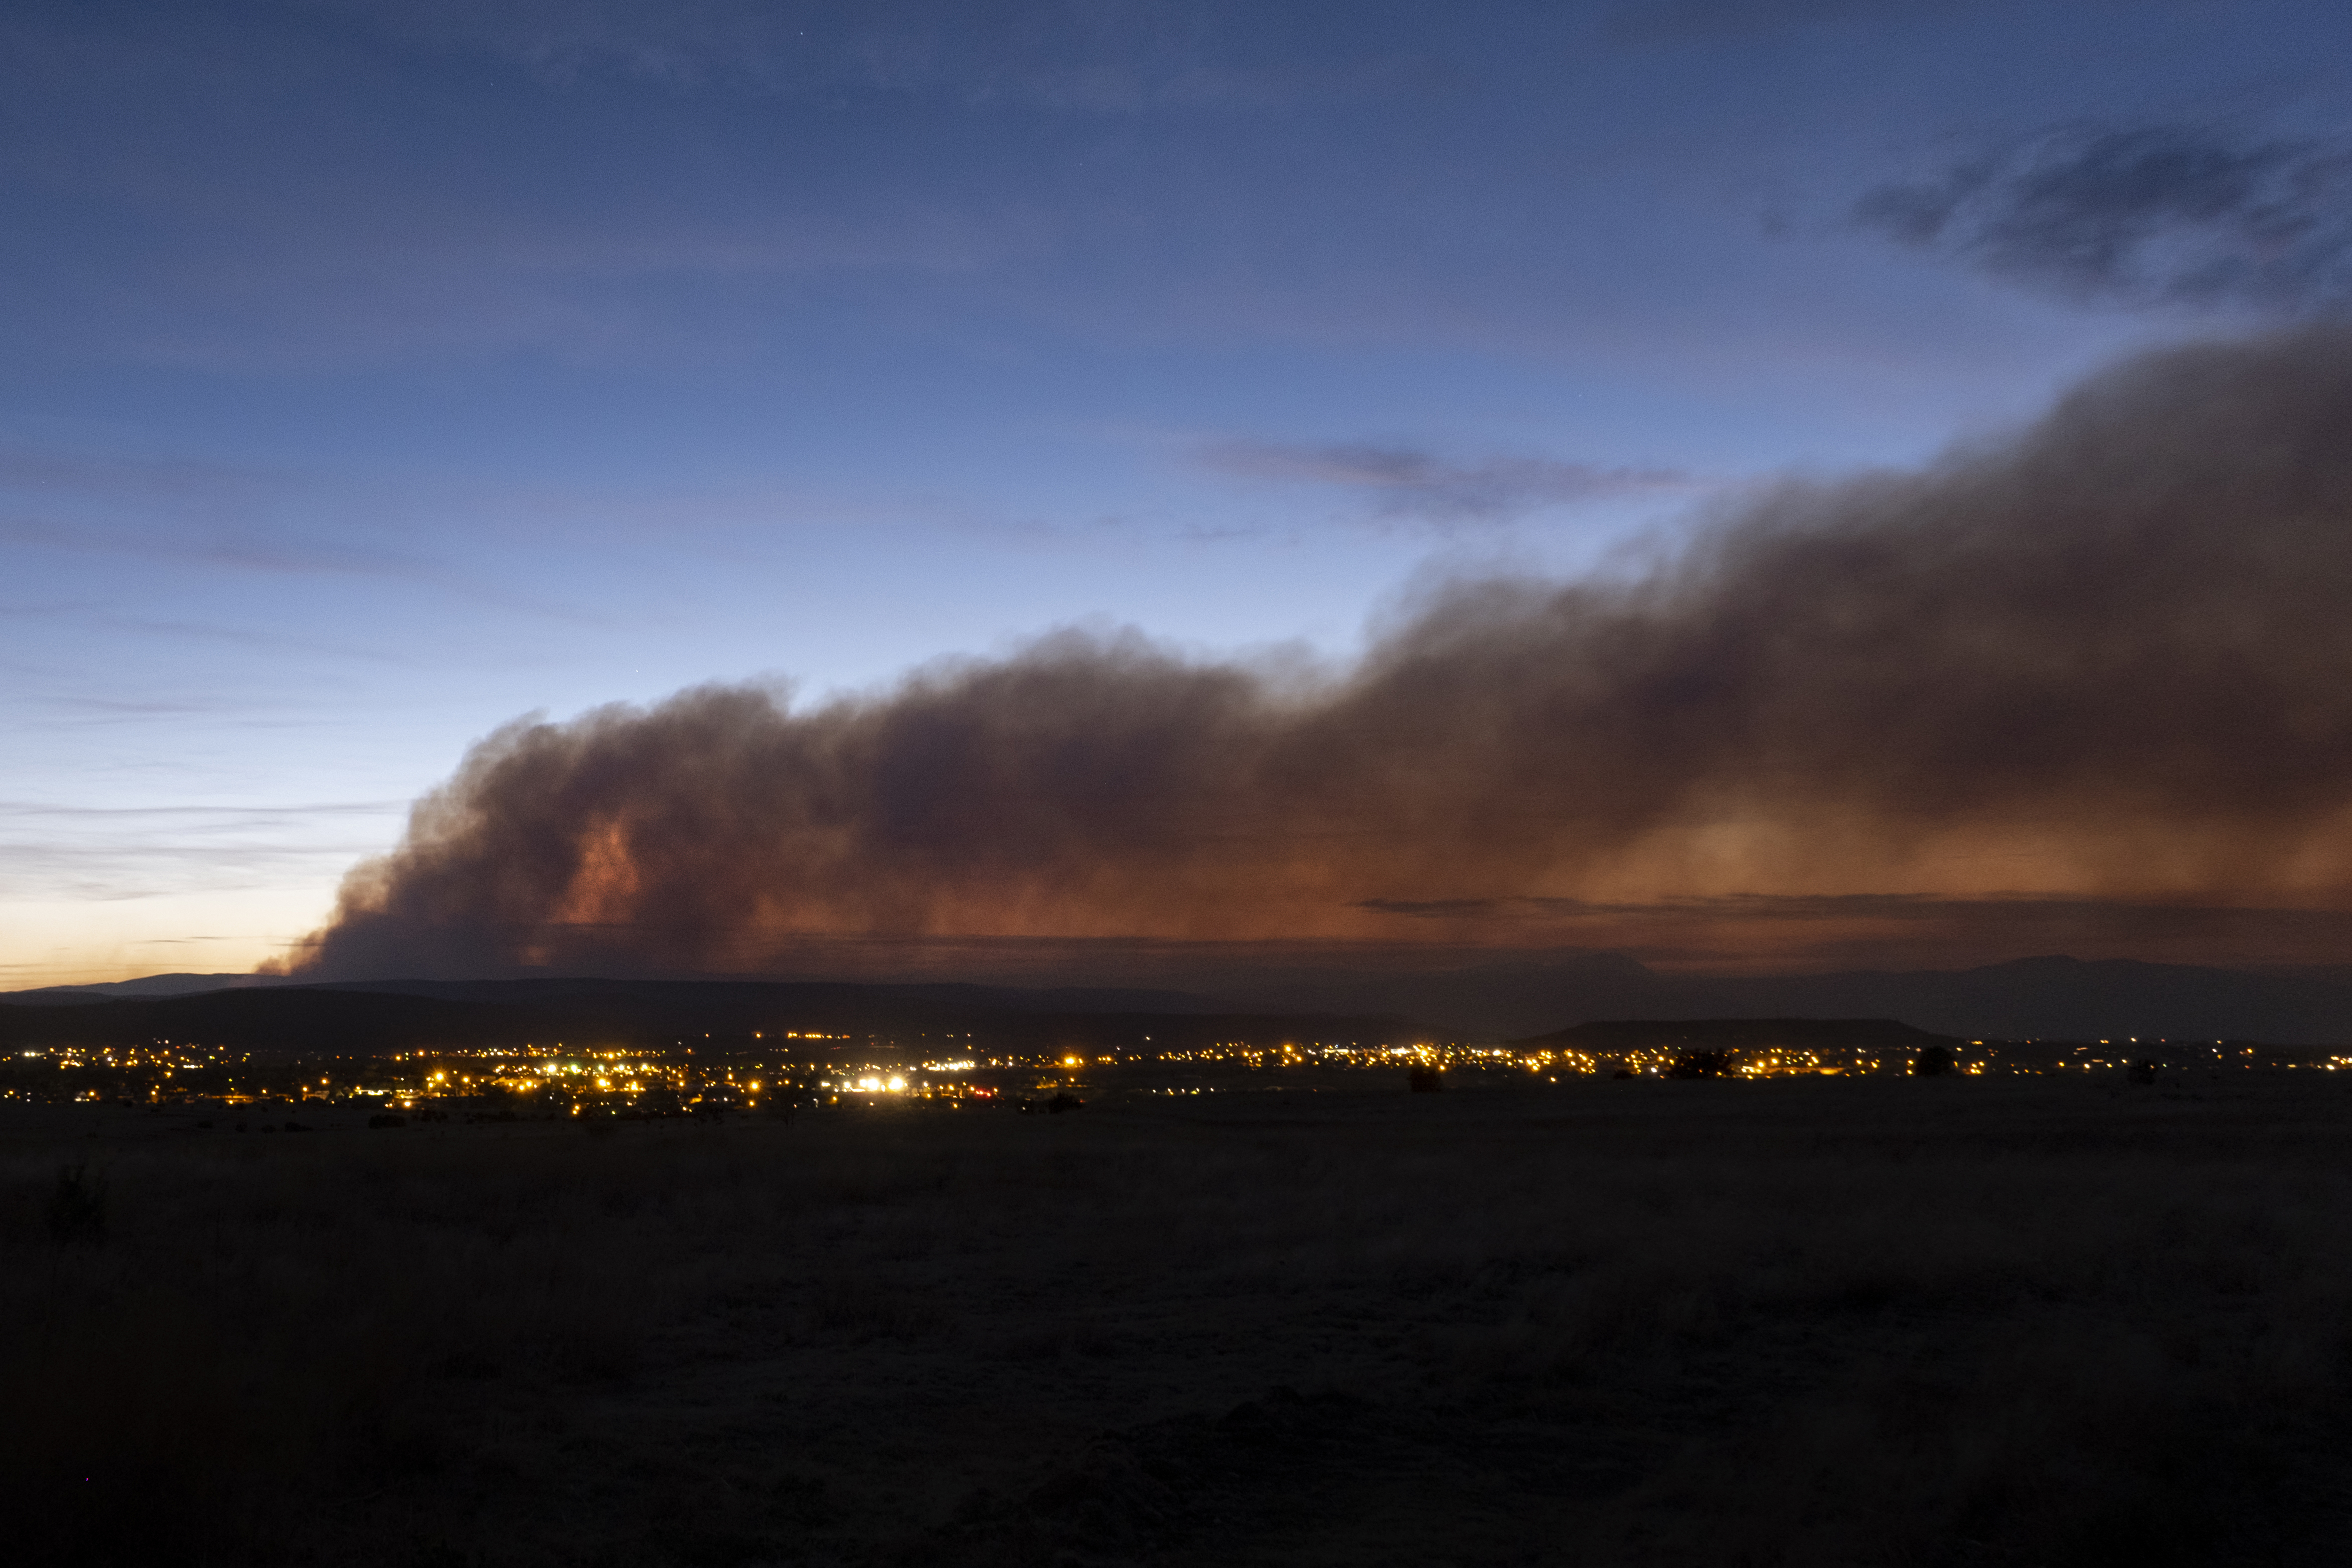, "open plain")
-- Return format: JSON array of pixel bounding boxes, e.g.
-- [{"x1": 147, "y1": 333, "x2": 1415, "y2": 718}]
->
[{"x1": 8, "y1": 1072, "x2": 2352, "y2": 1568}]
